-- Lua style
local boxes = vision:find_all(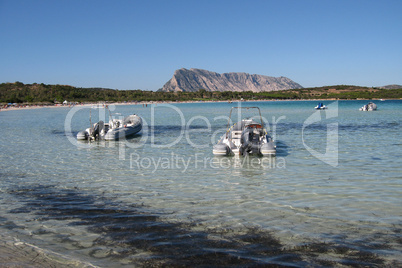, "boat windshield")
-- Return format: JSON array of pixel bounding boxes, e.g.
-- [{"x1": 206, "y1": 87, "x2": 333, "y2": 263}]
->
[{"x1": 226, "y1": 107, "x2": 264, "y2": 133}]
